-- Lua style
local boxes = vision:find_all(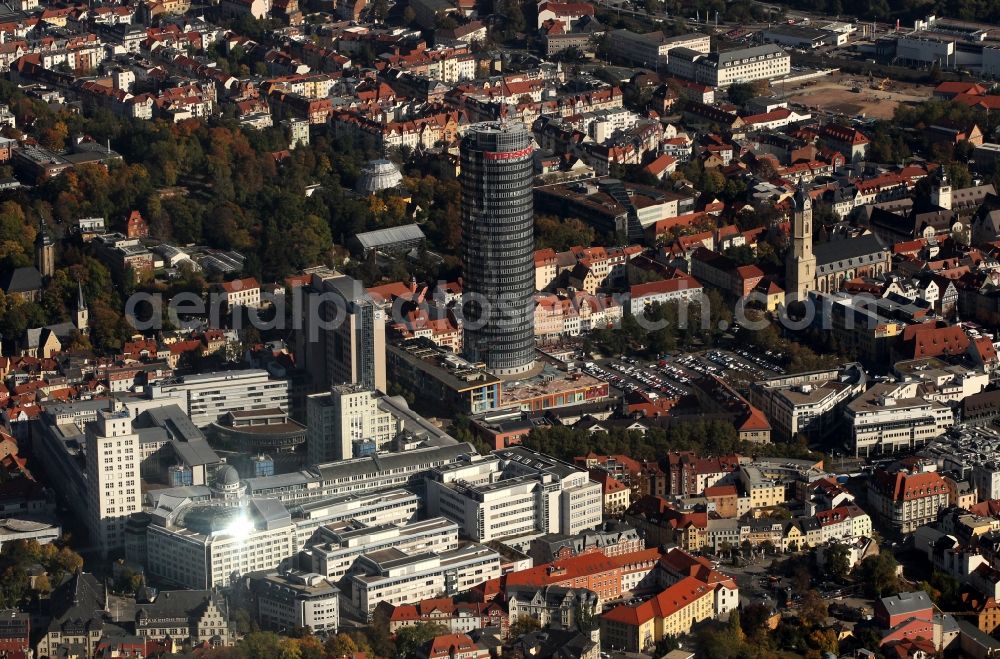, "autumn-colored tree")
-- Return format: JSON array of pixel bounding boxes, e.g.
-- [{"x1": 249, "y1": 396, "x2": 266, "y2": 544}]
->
[{"x1": 798, "y1": 590, "x2": 829, "y2": 628}]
